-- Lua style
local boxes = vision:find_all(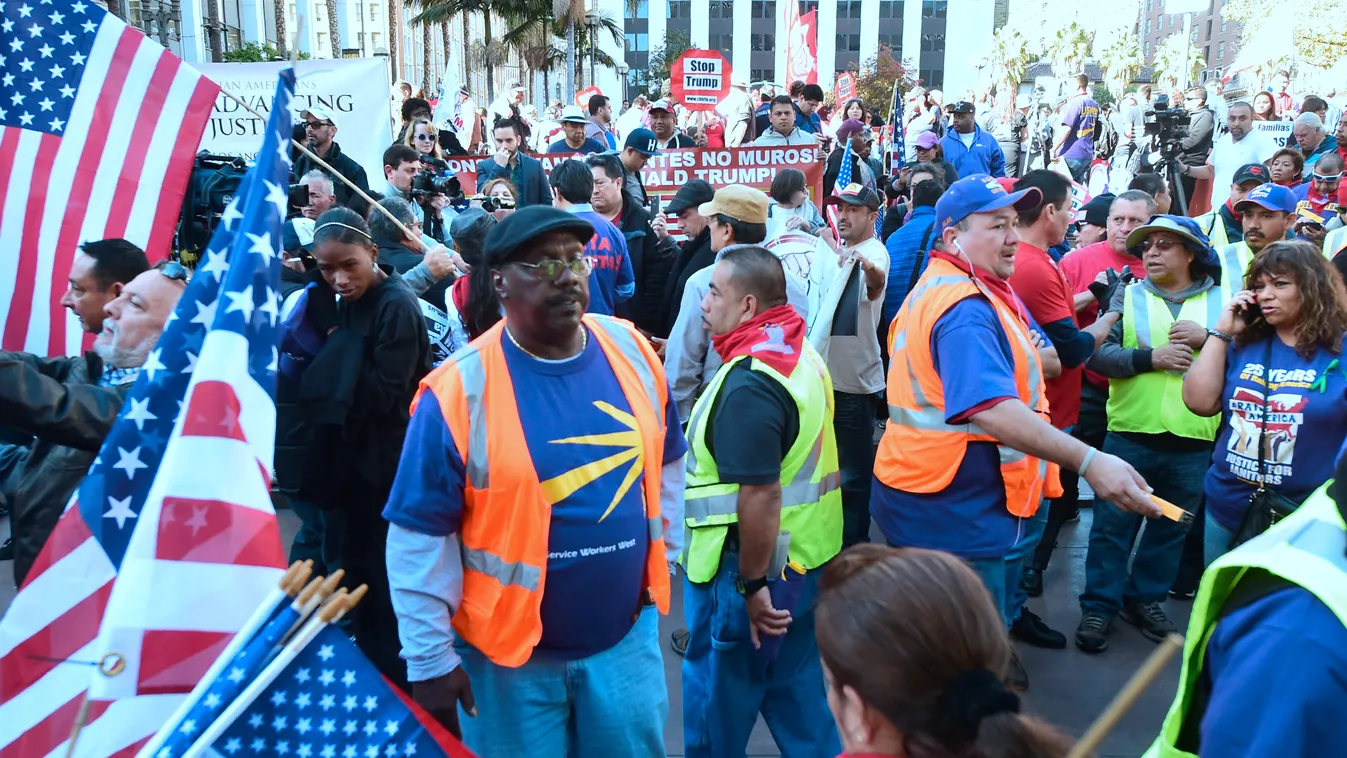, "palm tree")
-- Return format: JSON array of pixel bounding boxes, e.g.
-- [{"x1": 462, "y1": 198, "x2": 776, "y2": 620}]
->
[
  {"x1": 325, "y1": 0, "x2": 341, "y2": 58},
  {"x1": 570, "y1": 10, "x2": 623, "y2": 87},
  {"x1": 1044, "y1": 21, "x2": 1092, "y2": 79},
  {"x1": 1152, "y1": 31, "x2": 1205, "y2": 91},
  {"x1": 106, "y1": 0, "x2": 125, "y2": 20},
  {"x1": 390, "y1": 1, "x2": 401, "y2": 83},
  {"x1": 422, "y1": 23, "x2": 433, "y2": 92},
  {"x1": 984, "y1": 26, "x2": 1034, "y2": 103},
  {"x1": 205, "y1": 0, "x2": 223, "y2": 61},
  {"x1": 1096, "y1": 29, "x2": 1141, "y2": 99},
  {"x1": 414, "y1": 0, "x2": 509, "y2": 101},
  {"x1": 274, "y1": 0, "x2": 288, "y2": 57}
]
